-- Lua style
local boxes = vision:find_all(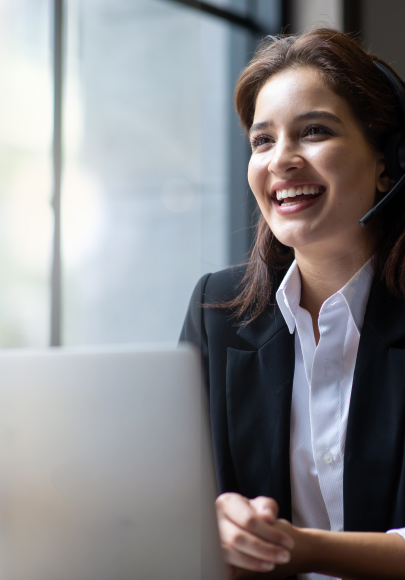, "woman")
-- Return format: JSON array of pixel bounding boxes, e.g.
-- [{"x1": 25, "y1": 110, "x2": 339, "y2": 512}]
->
[{"x1": 181, "y1": 29, "x2": 405, "y2": 579}]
